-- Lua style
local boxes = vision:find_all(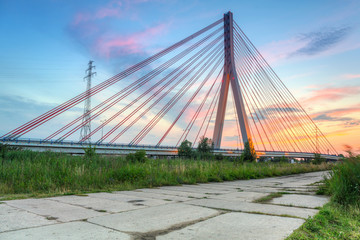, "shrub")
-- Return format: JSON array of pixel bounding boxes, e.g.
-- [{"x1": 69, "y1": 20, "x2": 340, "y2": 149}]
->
[
  {"x1": 313, "y1": 153, "x2": 325, "y2": 165},
  {"x1": 126, "y1": 150, "x2": 147, "y2": 163},
  {"x1": 214, "y1": 154, "x2": 224, "y2": 161},
  {"x1": 83, "y1": 145, "x2": 97, "y2": 159}
]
